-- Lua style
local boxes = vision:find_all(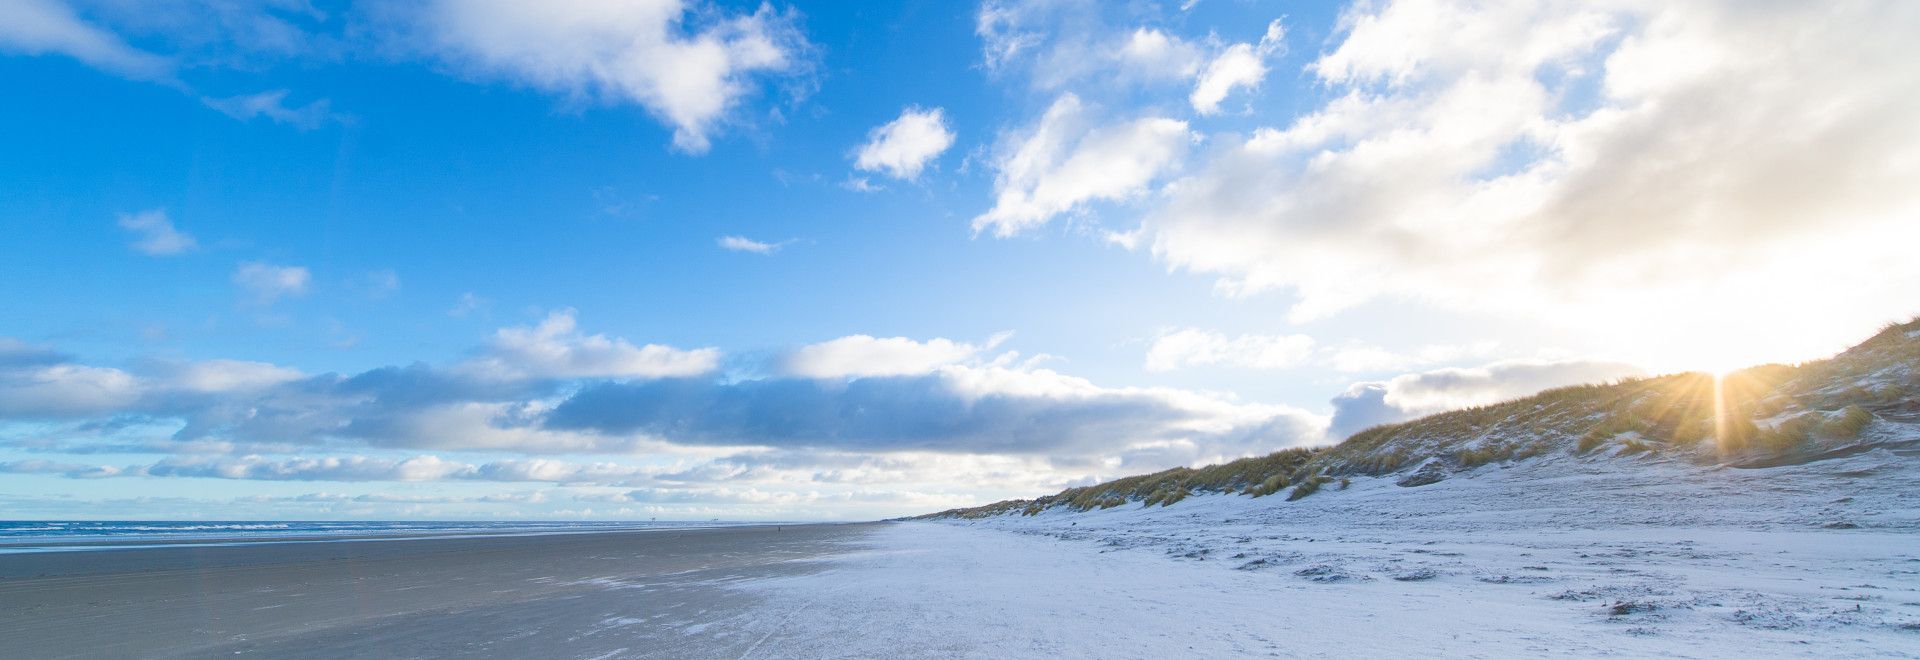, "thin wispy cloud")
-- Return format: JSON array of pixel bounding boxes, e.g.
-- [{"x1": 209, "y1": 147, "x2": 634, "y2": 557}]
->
[
  {"x1": 0, "y1": 0, "x2": 172, "y2": 82},
  {"x1": 363, "y1": 270, "x2": 401, "y2": 299},
  {"x1": 232, "y1": 261, "x2": 310, "y2": 304},
  {"x1": 202, "y1": 90, "x2": 338, "y2": 130},
  {"x1": 448, "y1": 292, "x2": 489, "y2": 318},
  {"x1": 116, "y1": 209, "x2": 196, "y2": 256},
  {"x1": 717, "y1": 235, "x2": 794, "y2": 254}
]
